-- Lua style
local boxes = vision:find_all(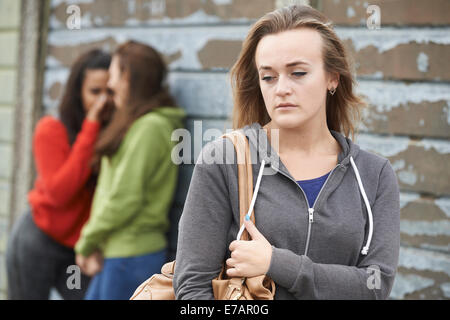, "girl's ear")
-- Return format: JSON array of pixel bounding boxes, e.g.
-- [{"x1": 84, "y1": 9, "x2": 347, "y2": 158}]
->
[{"x1": 327, "y1": 71, "x2": 340, "y2": 90}]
